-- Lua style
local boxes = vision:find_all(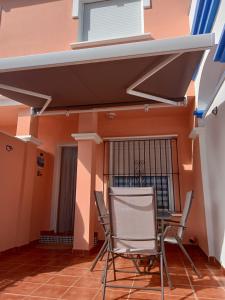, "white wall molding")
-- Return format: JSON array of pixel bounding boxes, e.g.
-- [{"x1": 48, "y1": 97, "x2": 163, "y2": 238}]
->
[
  {"x1": 72, "y1": 0, "x2": 151, "y2": 19},
  {"x1": 71, "y1": 132, "x2": 102, "y2": 144},
  {"x1": 189, "y1": 126, "x2": 215, "y2": 257},
  {"x1": 16, "y1": 135, "x2": 42, "y2": 146}
]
